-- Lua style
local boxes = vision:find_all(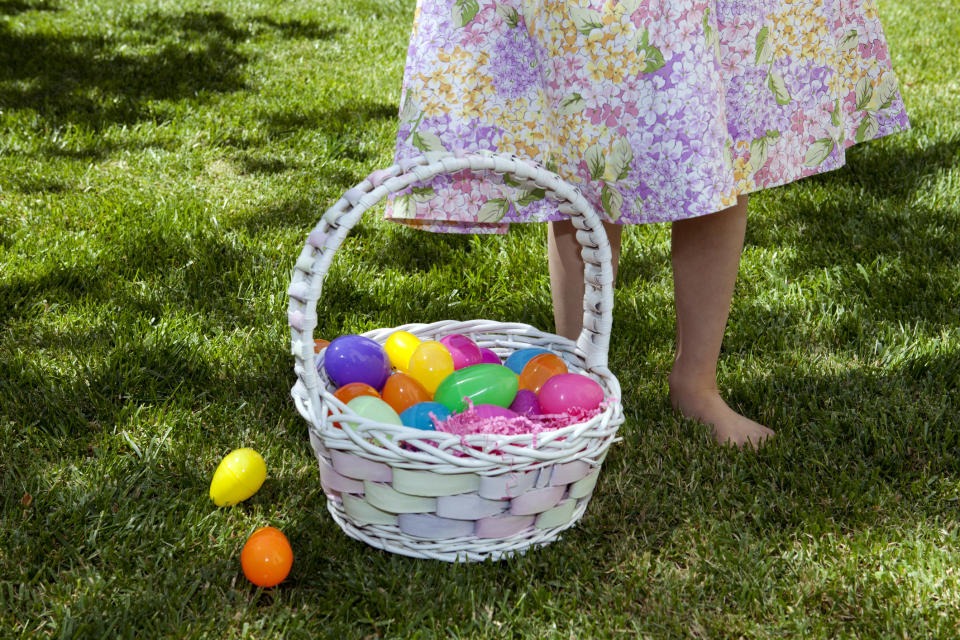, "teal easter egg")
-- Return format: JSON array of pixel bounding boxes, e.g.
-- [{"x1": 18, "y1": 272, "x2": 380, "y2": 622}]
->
[
  {"x1": 433, "y1": 364, "x2": 519, "y2": 413},
  {"x1": 345, "y1": 395, "x2": 402, "y2": 428},
  {"x1": 504, "y1": 348, "x2": 550, "y2": 375},
  {"x1": 399, "y1": 402, "x2": 451, "y2": 431}
]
